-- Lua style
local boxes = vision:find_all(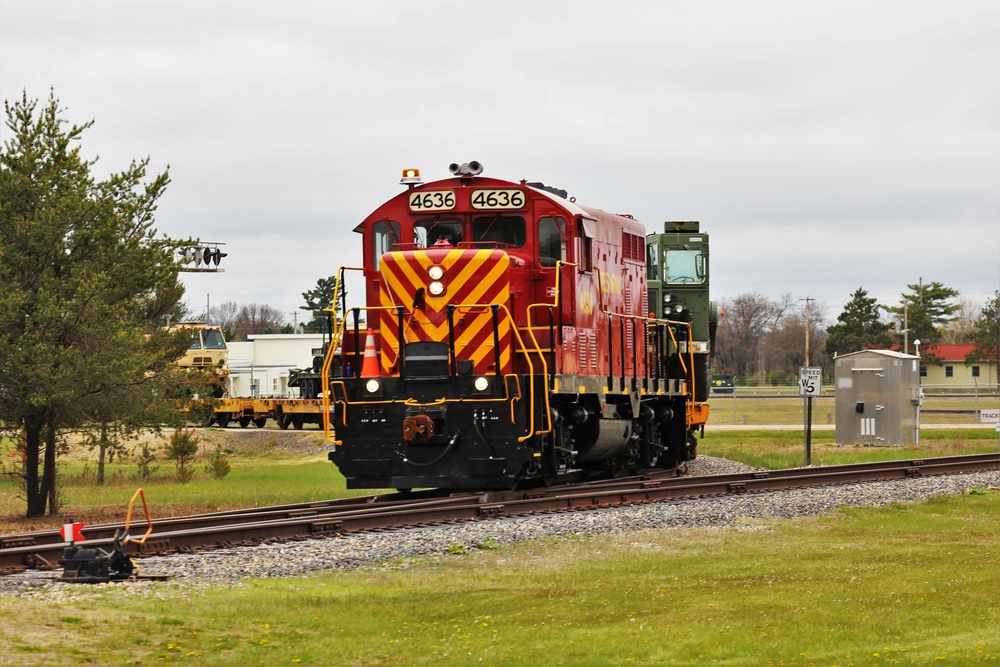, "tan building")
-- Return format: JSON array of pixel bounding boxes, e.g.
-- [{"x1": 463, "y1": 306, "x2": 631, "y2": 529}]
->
[{"x1": 918, "y1": 344, "x2": 997, "y2": 389}]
